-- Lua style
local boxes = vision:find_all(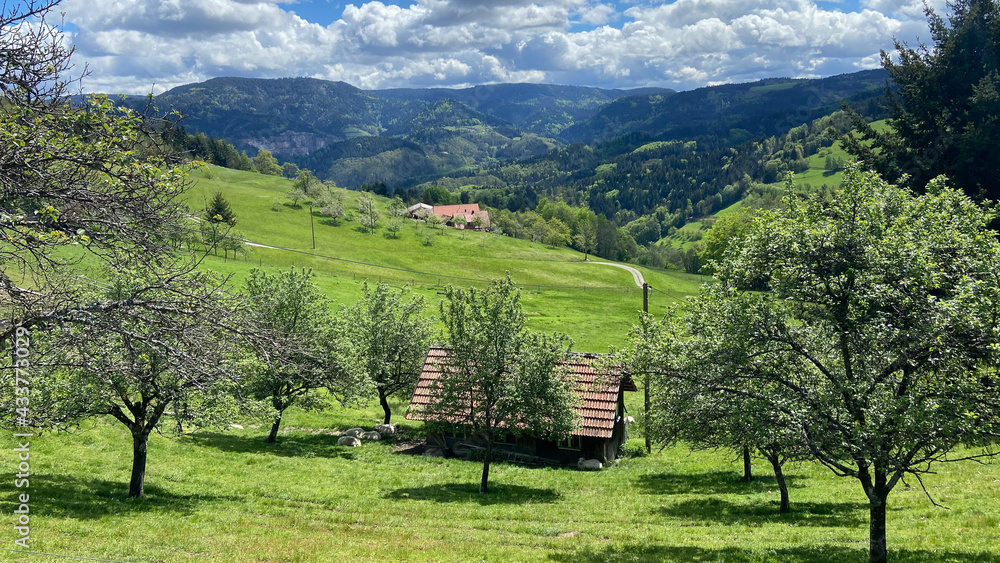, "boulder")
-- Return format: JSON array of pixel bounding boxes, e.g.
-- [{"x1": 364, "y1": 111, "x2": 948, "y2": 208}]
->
[
  {"x1": 374, "y1": 424, "x2": 396, "y2": 436},
  {"x1": 344, "y1": 428, "x2": 365, "y2": 438},
  {"x1": 338, "y1": 436, "x2": 361, "y2": 447},
  {"x1": 577, "y1": 458, "x2": 603, "y2": 471},
  {"x1": 230, "y1": 423, "x2": 244, "y2": 430},
  {"x1": 361, "y1": 431, "x2": 381, "y2": 441}
]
